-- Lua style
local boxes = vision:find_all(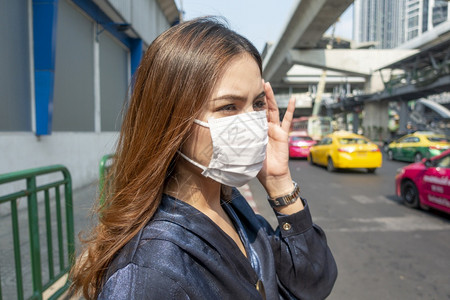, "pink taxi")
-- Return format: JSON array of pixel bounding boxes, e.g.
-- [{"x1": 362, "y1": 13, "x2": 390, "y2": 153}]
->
[
  {"x1": 395, "y1": 149, "x2": 450, "y2": 214},
  {"x1": 288, "y1": 131, "x2": 316, "y2": 158}
]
